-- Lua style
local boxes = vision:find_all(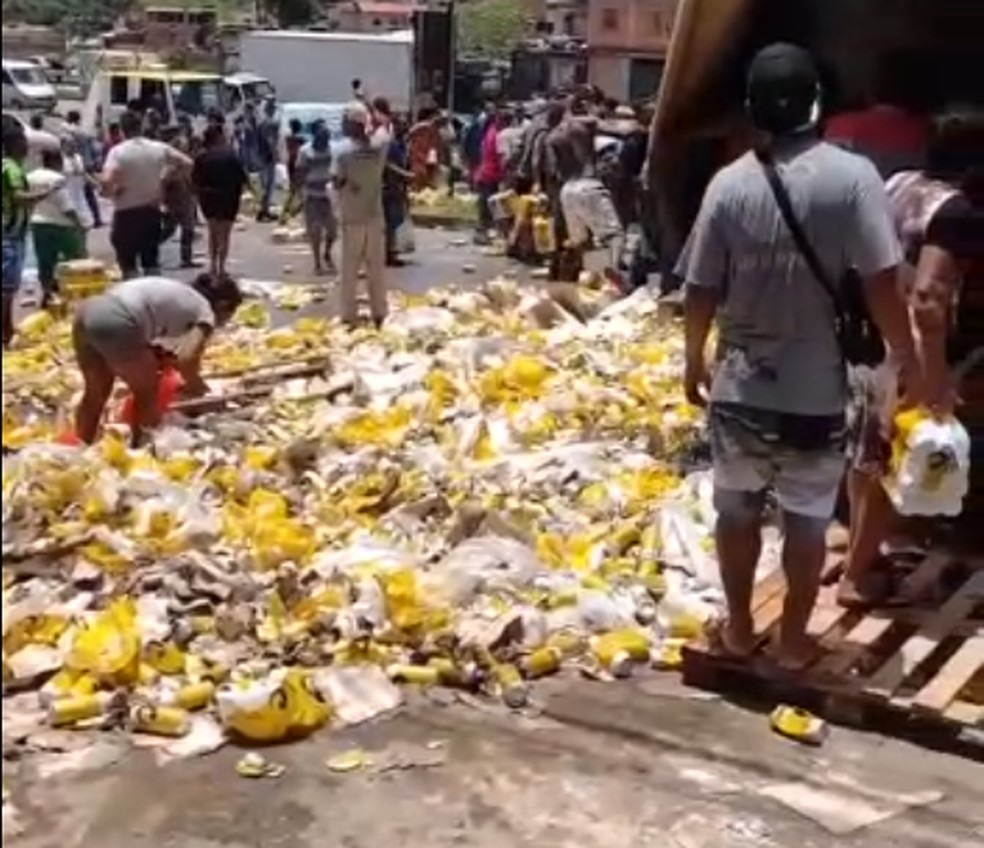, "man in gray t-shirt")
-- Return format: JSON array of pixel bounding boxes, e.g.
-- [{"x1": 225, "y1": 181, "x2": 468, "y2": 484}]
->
[
  {"x1": 678, "y1": 44, "x2": 920, "y2": 671},
  {"x1": 333, "y1": 102, "x2": 387, "y2": 328},
  {"x1": 297, "y1": 121, "x2": 337, "y2": 275}
]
